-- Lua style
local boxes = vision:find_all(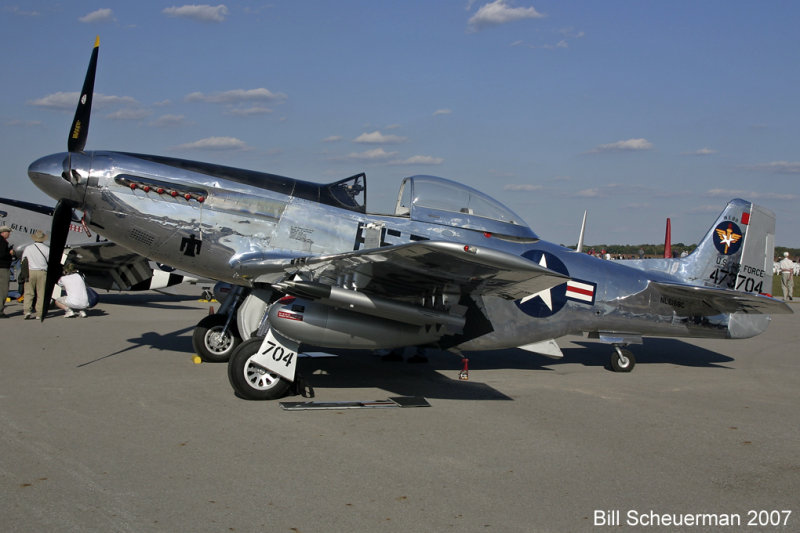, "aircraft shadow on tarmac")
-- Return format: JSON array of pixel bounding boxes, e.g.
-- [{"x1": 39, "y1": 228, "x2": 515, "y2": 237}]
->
[
  {"x1": 562, "y1": 338, "x2": 735, "y2": 370},
  {"x1": 454, "y1": 338, "x2": 734, "y2": 373},
  {"x1": 77, "y1": 329, "x2": 734, "y2": 400},
  {"x1": 96, "y1": 291, "x2": 206, "y2": 312},
  {"x1": 78, "y1": 326, "x2": 195, "y2": 367},
  {"x1": 294, "y1": 351, "x2": 514, "y2": 401},
  {"x1": 288, "y1": 338, "x2": 733, "y2": 401},
  {"x1": 289, "y1": 337, "x2": 735, "y2": 400}
]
